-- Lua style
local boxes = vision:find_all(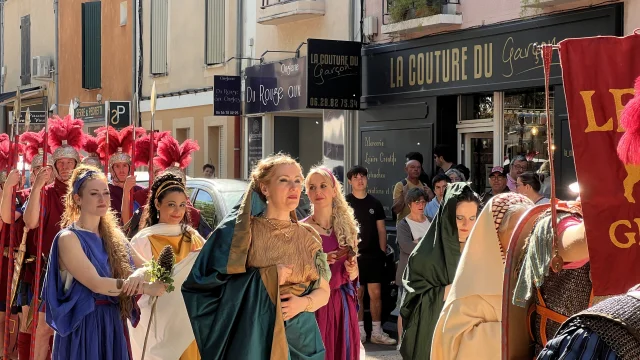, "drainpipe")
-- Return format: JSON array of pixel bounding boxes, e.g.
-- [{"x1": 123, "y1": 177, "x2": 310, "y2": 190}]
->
[
  {"x1": 54, "y1": 0, "x2": 59, "y2": 114},
  {"x1": 233, "y1": 0, "x2": 243, "y2": 179}
]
